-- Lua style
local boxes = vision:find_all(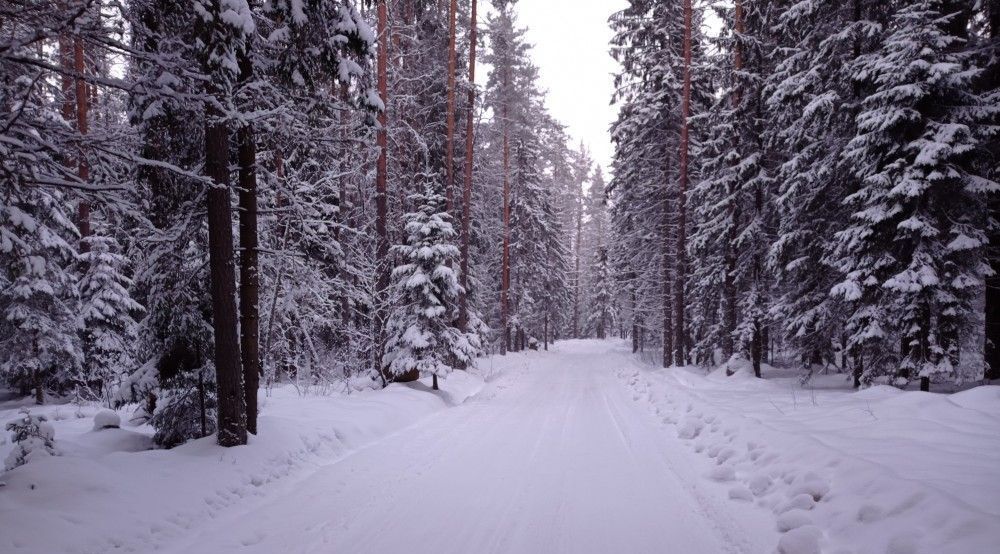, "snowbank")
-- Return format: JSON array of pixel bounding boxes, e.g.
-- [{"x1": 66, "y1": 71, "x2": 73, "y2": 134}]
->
[
  {"x1": 620, "y1": 357, "x2": 1000, "y2": 554},
  {"x1": 0, "y1": 371, "x2": 486, "y2": 554}
]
